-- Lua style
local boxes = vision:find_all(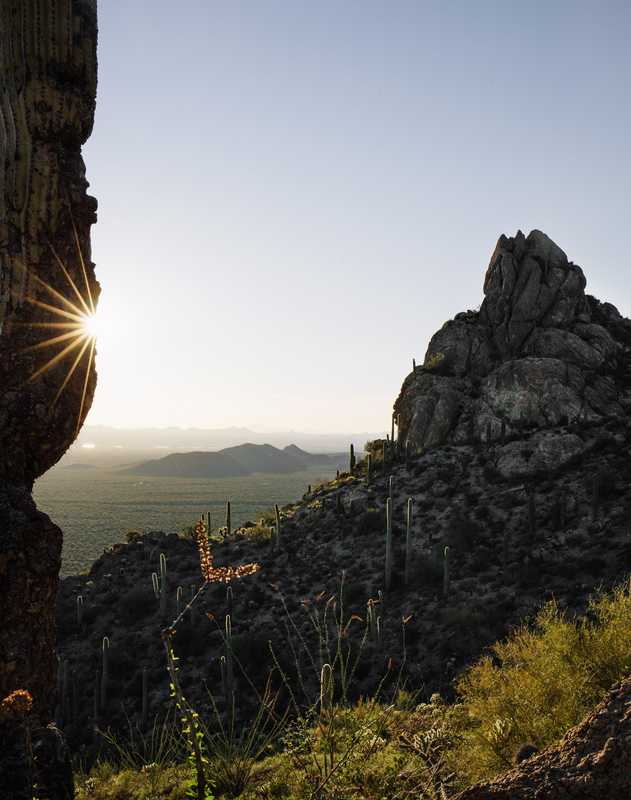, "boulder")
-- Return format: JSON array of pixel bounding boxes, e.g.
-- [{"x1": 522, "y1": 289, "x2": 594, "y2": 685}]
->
[{"x1": 395, "y1": 230, "x2": 629, "y2": 463}]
